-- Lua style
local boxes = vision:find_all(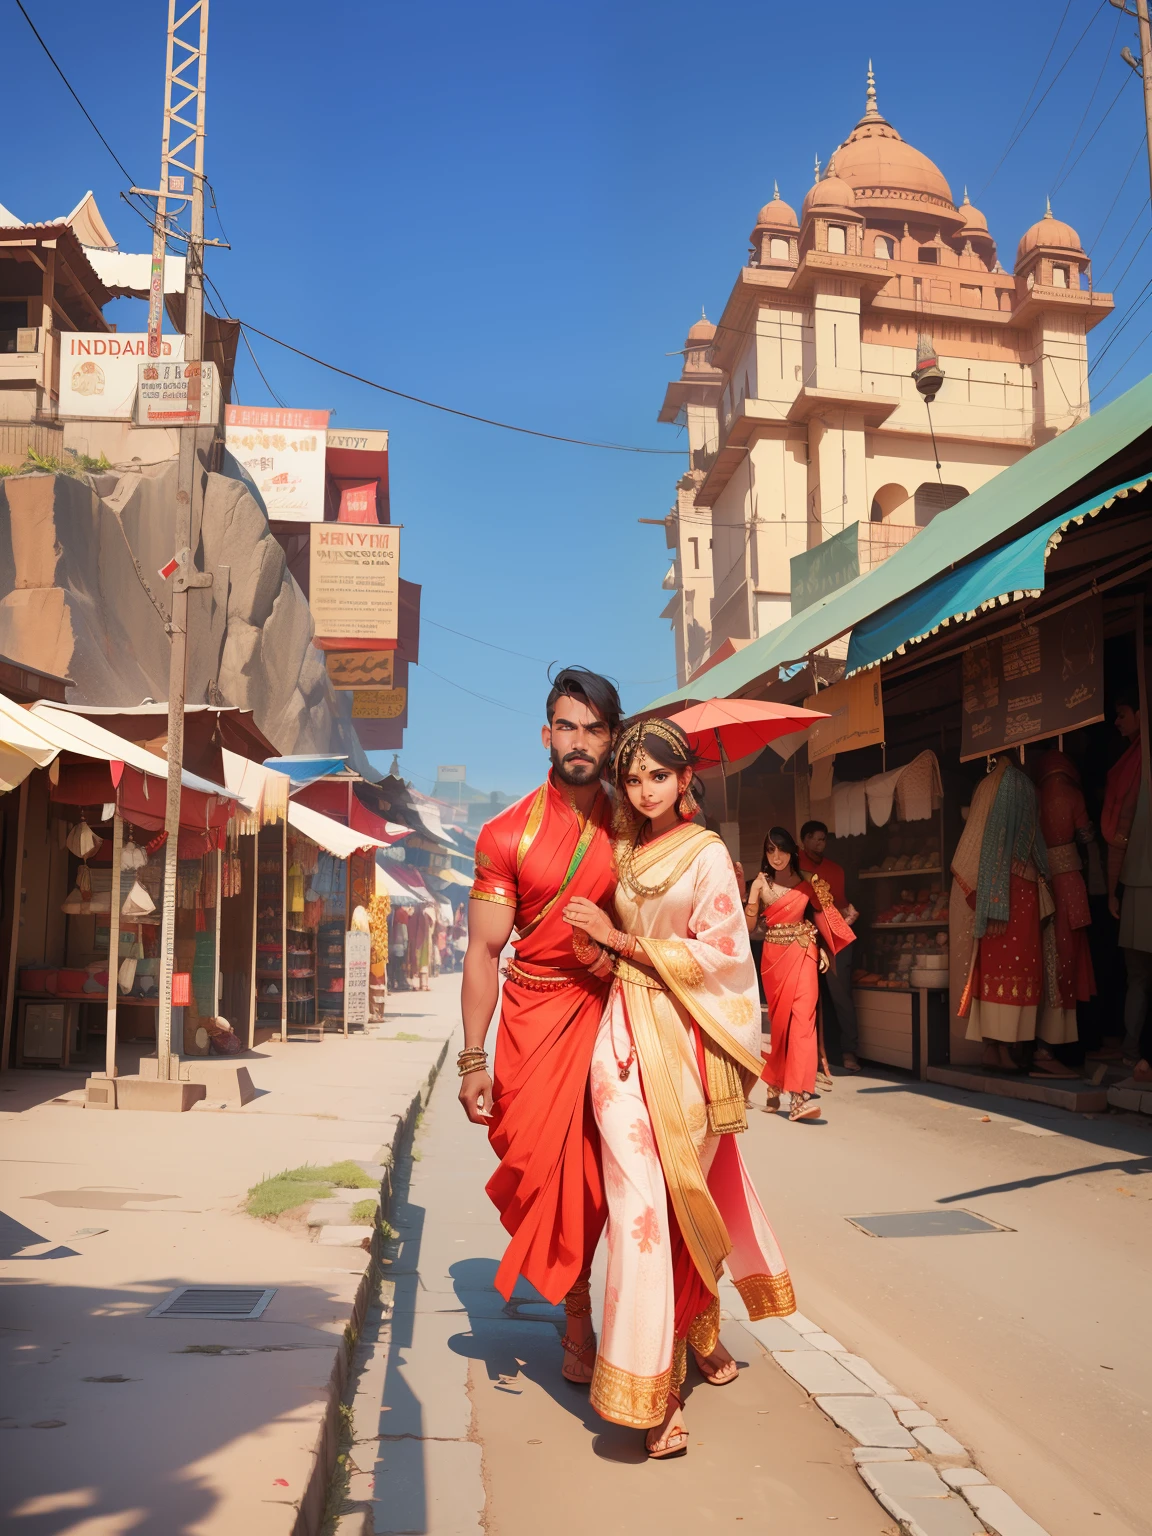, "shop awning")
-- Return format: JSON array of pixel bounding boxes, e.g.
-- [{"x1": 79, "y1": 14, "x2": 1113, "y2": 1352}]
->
[
  {"x1": 430, "y1": 865, "x2": 474, "y2": 890},
  {"x1": 221, "y1": 749, "x2": 290, "y2": 827},
  {"x1": 375, "y1": 857, "x2": 420, "y2": 906},
  {"x1": 286, "y1": 798, "x2": 389, "y2": 859},
  {"x1": 264, "y1": 754, "x2": 348, "y2": 788},
  {"x1": 0, "y1": 692, "x2": 63, "y2": 792},
  {"x1": 641, "y1": 372, "x2": 1152, "y2": 712},
  {"x1": 845, "y1": 474, "x2": 1150, "y2": 676}
]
